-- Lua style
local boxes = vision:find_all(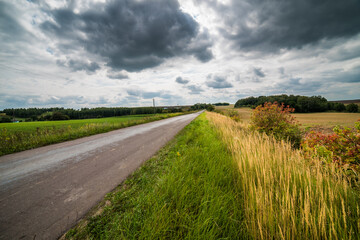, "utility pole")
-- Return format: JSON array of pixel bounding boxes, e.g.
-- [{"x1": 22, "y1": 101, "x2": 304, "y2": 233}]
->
[{"x1": 153, "y1": 98, "x2": 156, "y2": 114}]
